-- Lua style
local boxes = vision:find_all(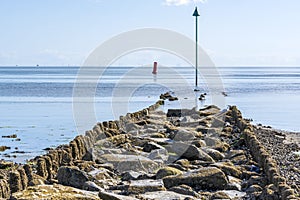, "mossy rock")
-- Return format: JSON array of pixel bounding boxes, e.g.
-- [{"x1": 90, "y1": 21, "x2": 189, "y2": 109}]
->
[{"x1": 156, "y1": 167, "x2": 183, "y2": 179}]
